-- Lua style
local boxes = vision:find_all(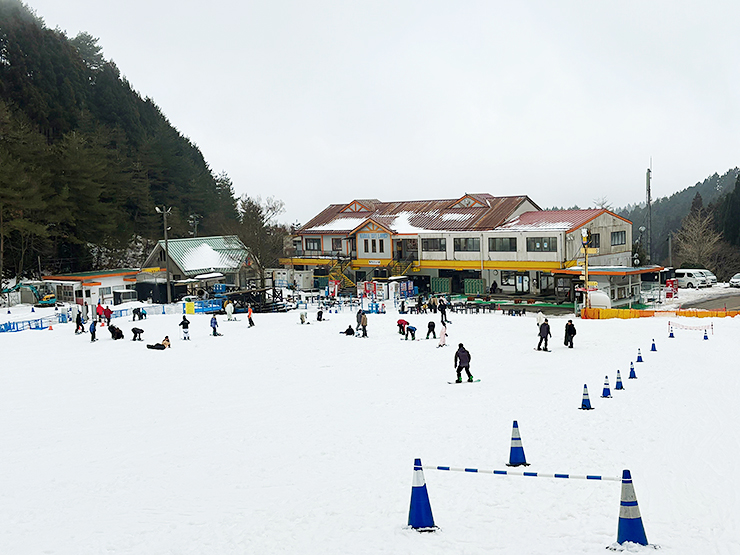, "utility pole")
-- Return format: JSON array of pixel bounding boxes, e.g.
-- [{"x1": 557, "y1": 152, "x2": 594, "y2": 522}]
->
[
  {"x1": 646, "y1": 166, "x2": 652, "y2": 264},
  {"x1": 156, "y1": 206, "x2": 172, "y2": 304}
]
